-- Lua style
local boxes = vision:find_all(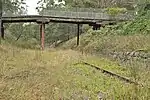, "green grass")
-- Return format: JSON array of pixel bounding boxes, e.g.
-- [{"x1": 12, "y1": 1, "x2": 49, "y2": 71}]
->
[{"x1": 0, "y1": 44, "x2": 149, "y2": 100}]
